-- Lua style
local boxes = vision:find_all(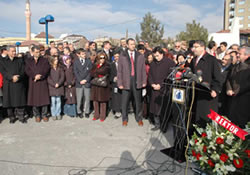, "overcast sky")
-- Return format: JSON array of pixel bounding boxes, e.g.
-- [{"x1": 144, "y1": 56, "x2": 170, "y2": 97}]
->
[{"x1": 0, "y1": 0, "x2": 224, "y2": 40}]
